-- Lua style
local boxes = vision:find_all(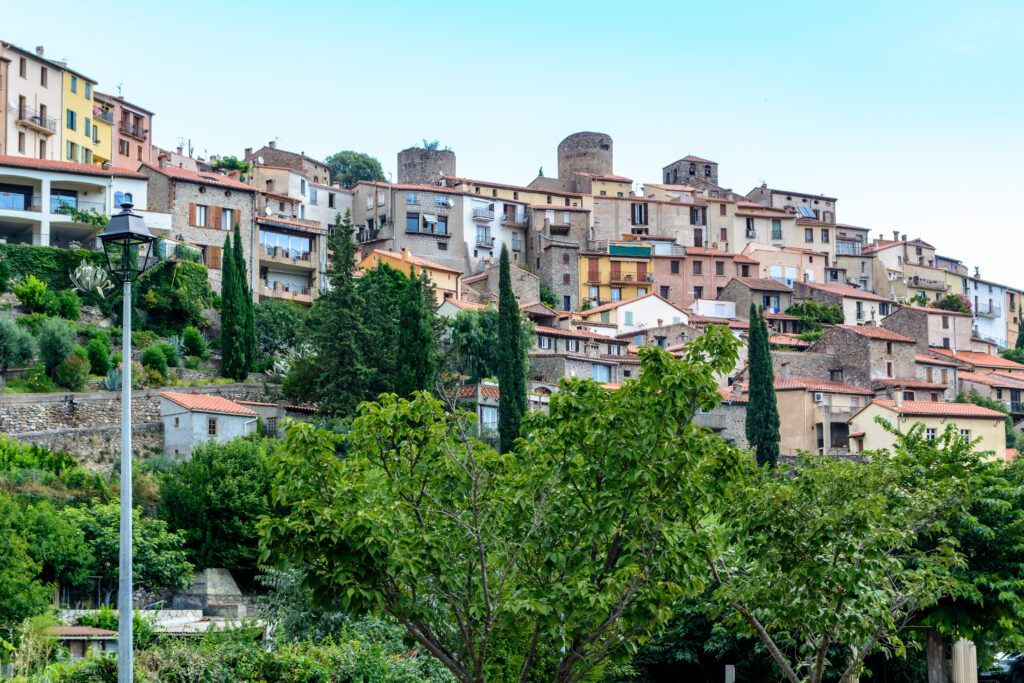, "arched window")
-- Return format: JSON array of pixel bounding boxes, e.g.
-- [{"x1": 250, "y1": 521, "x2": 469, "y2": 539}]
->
[
  {"x1": 665, "y1": 172, "x2": 670, "y2": 183},
  {"x1": 704, "y1": 165, "x2": 711, "y2": 177},
  {"x1": 688, "y1": 164, "x2": 696, "y2": 175}
]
